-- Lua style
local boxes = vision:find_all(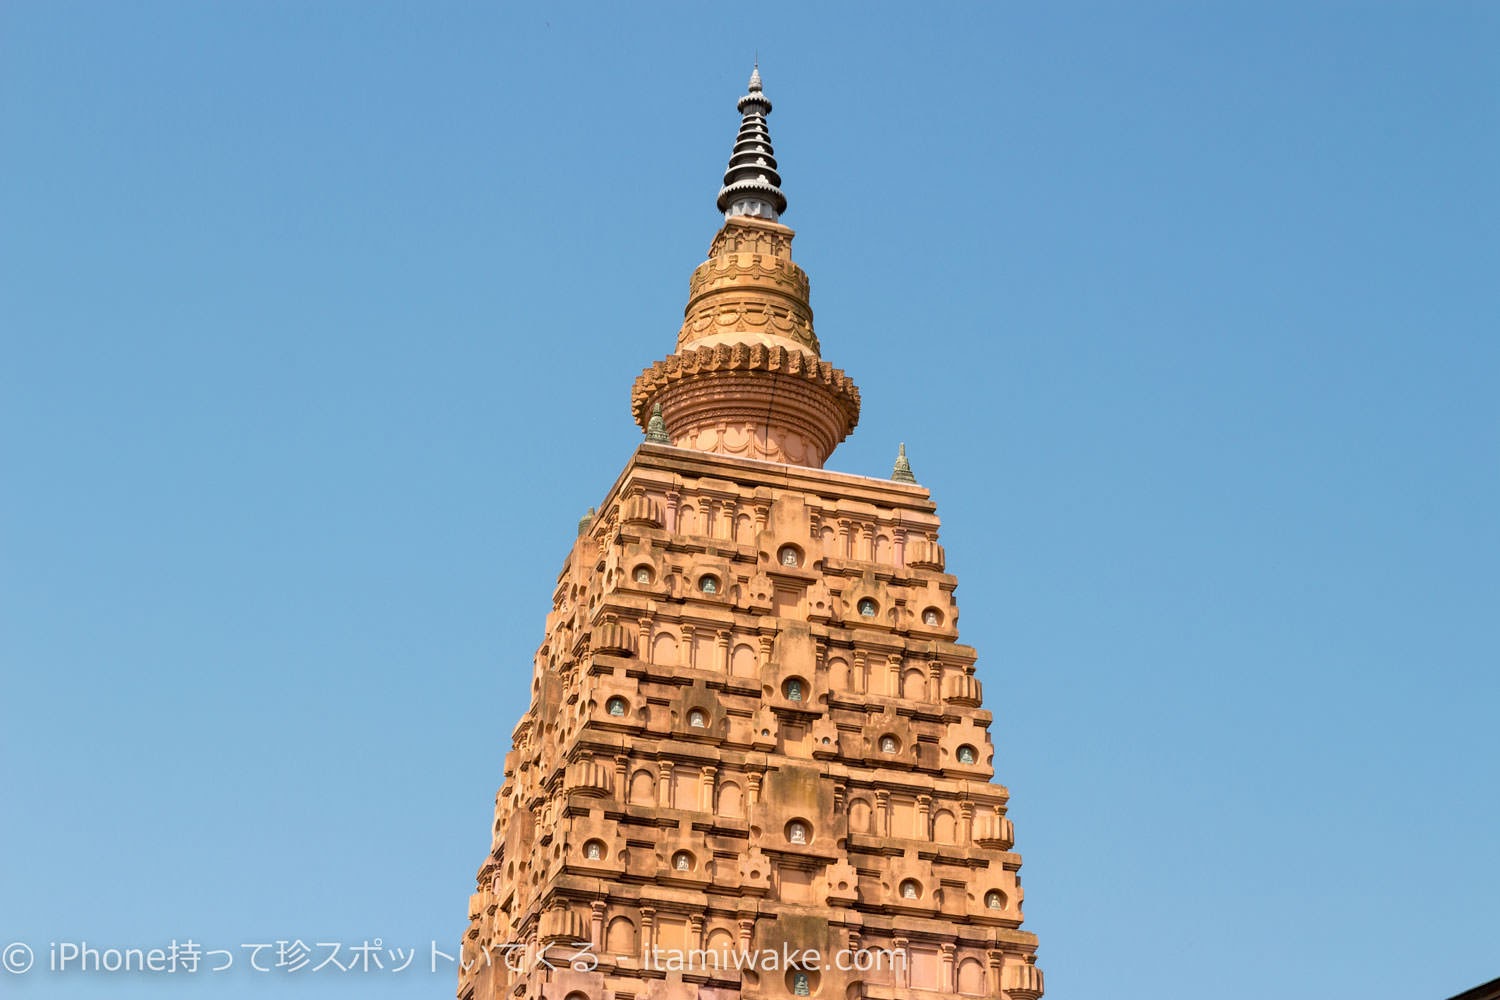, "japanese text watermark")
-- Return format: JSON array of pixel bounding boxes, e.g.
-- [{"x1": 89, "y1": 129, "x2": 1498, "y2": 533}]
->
[{"x1": 3, "y1": 938, "x2": 906, "y2": 978}]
